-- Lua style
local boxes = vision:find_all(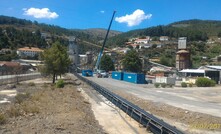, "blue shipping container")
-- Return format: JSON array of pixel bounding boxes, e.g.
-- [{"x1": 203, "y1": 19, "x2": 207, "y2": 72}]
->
[
  {"x1": 82, "y1": 70, "x2": 93, "y2": 77},
  {"x1": 123, "y1": 72, "x2": 145, "y2": 84},
  {"x1": 112, "y1": 71, "x2": 123, "y2": 80}
]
